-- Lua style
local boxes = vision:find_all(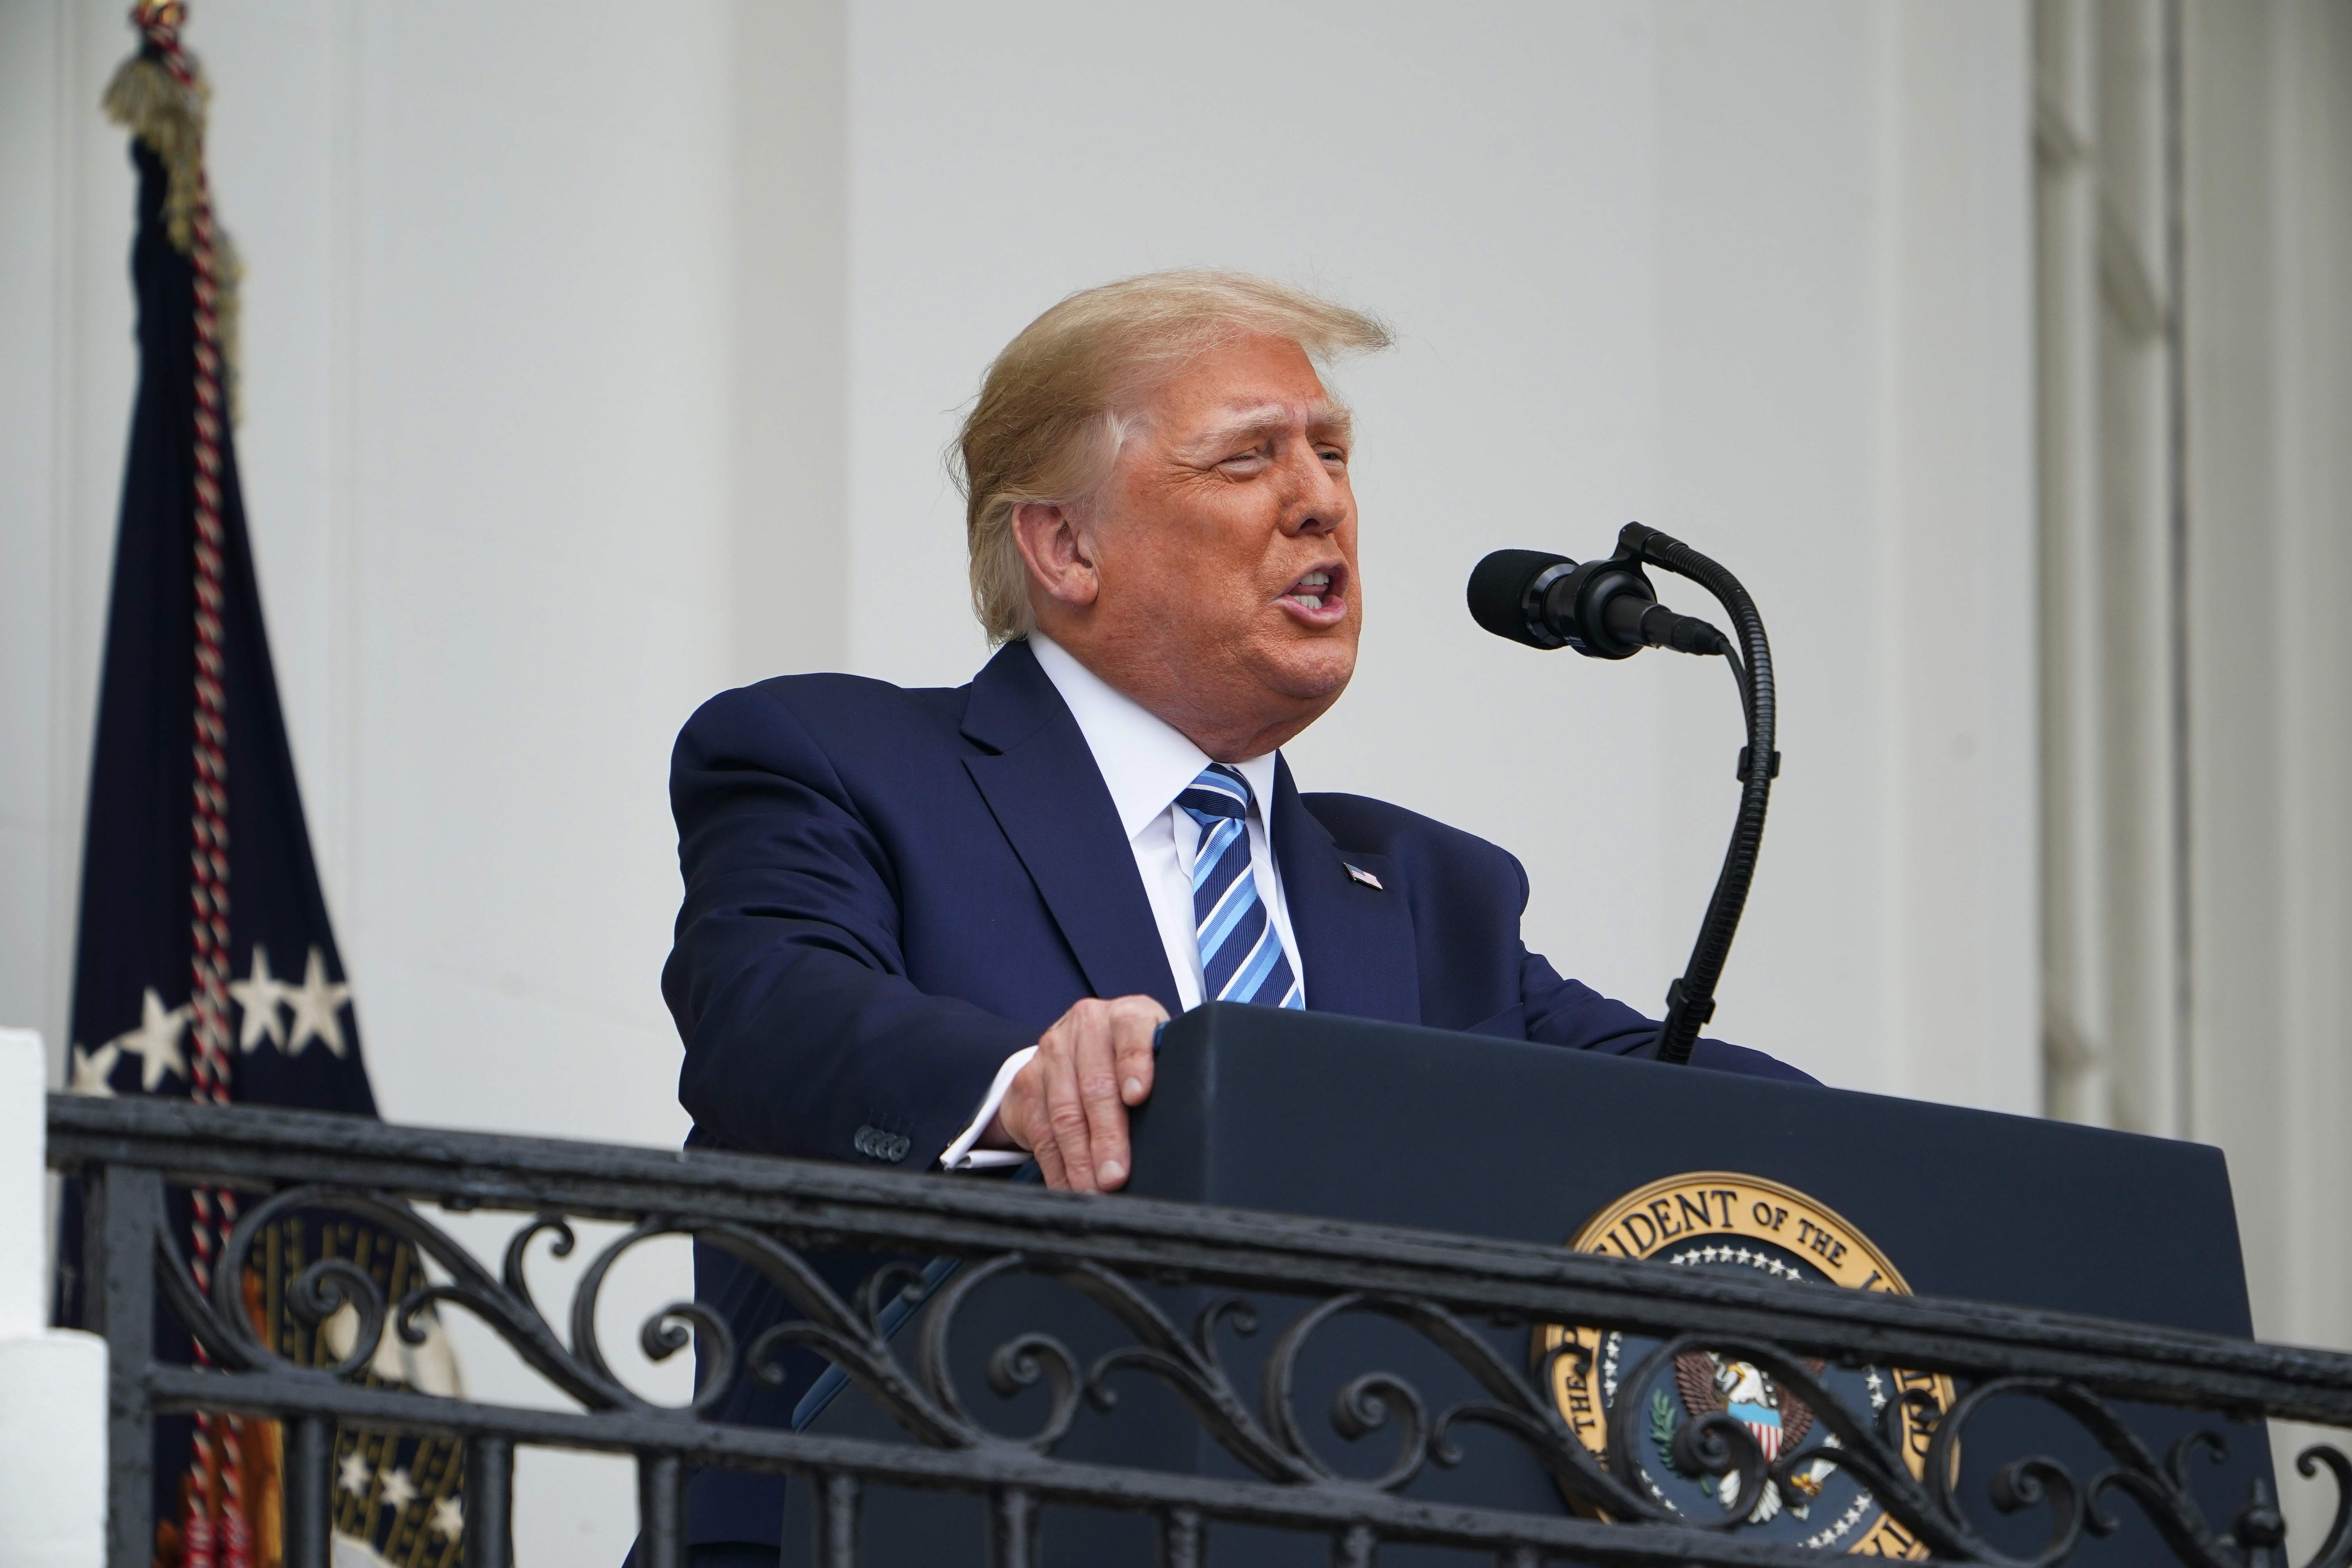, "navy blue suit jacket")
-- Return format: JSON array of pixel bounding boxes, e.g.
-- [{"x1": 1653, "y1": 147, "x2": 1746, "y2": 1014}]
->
[{"x1": 661, "y1": 638, "x2": 1808, "y2": 1546}]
